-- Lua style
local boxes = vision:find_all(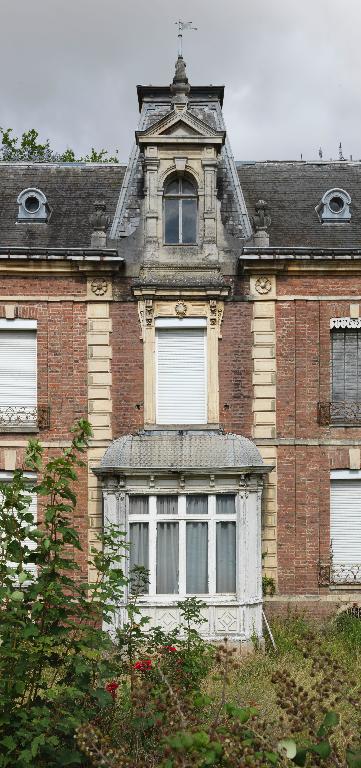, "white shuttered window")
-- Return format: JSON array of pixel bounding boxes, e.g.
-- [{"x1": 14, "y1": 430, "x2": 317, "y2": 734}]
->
[
  {"x1": 156, "y1": 322, "x2": 207, "y2": 425},
  {"x1": 0, "y1": 327, "x2": 37, "y2": 407},
  {"x1": 330, "y1": 473, "x2": 361, "y2": 582}
]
